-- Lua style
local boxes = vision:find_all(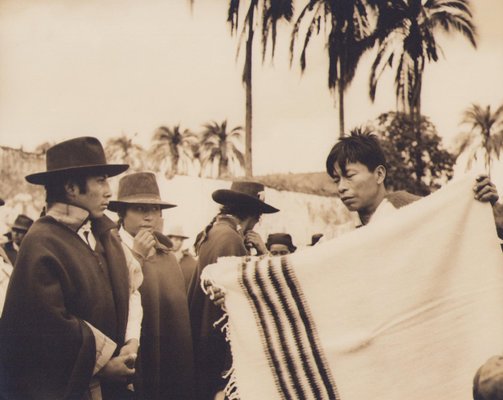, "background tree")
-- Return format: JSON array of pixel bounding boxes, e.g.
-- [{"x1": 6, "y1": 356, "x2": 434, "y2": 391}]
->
[
  {"x1": 369, "y1": 0, "x2": 476, "y2": 185},
  {"x1": 291, "y1": 0, "x2": 374, "y2": 138},
  {"x1": 105, "y1": 134, "x2": 146, "y2": 172},
  {"x1": 228, "y1": 0, "x2": 294, "y2": 177},
  {"x1": 149, "y1": 125, "x2": 199, "y2": 178},
  {"x1": 454, "y1": 103, "x2": 503, "y2": 175},
  {"x1": 370, "y1": 112, "x2": 455, "y2": 195},
  {"x1": 199, "y1": 120, "x2": 245, "y2": 178}
]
